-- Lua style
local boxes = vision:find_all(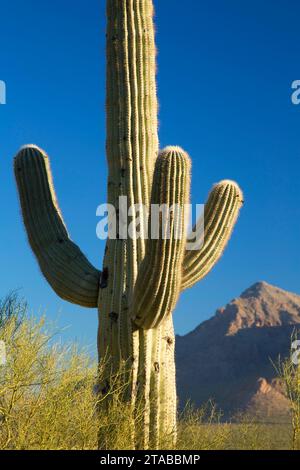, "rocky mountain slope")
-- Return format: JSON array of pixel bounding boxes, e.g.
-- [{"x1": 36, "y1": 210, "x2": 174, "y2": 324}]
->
[{"x1": 176, "y1": 282, "x2": 300, "y2": 420}]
